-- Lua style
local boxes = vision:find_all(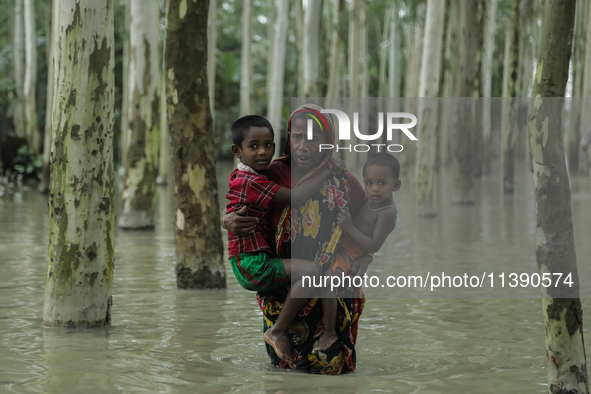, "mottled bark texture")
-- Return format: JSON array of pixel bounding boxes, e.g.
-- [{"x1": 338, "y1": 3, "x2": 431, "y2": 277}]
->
[
  {"x1": 528, "y1": 1, "x2": 588, "y2": 392},
  {"x1": 119, "y1": 0, "x2": 160, "y2": 230},
  {"x1": 44, "y1": 0, "x2": 115, "y2": 327},
  {"x1": 165, "y1": 0, "x2": 225, "y2": 289},
  {"x1": 452, "y1": 0, "x2": 478, "y2": 204}
]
